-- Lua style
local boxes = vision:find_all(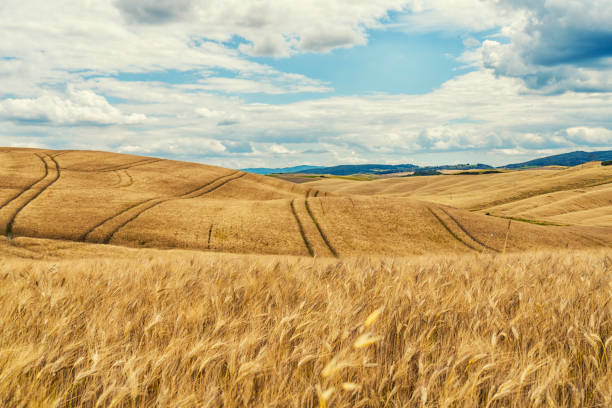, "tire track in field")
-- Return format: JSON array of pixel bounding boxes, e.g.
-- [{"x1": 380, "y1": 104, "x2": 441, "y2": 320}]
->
[
  {"x1": 305, "y1": 192, "x2": 338, "y2": 257},
  {"x1": 428, "y1": 207, "x2": 479, "y2": 252},
  {"x1": 290, "y1": 199, "x2": 314, "y2": 257},
  {"x1": 0, "y1": 154, "x2": 49, "y2": 210},
  {"x1": 189, "y1": 172, "x2": 246, "y2": 198},
  {"x1": 83, "y1": 171, "x2": 245, "y2": 244},
  {"x1": 63, "y1": 158, "x2": 161, "y2": 173},
  {"x1": 80, "y1": 198, "x2": 159, "y2": 241},
  {"x1": 439, "y1": 208, "x2": 500, "y2": 253},
  {"x1": 2, "y1": 154, "x2": 61, "y2": 238}
]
